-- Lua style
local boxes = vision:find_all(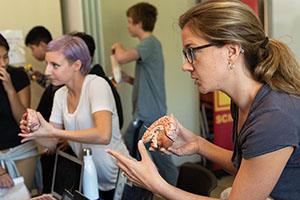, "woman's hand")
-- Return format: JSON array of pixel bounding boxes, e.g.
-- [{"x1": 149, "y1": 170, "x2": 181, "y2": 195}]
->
[
  {"x1": 19, "y1": 112, "x2": 56, "y2": 142},
  {"x1": 0, "y1": 67, "x2": 15, "y2": 94},
  {"x1": 107, "y1": 140, "x2": 167, "y2": 193},
  {"x1": 164, "y1": 115, "x2": 201, "y2": 156},
  {"x1": 19, "y1": 112, "x2": 30, "y2": 134},
  {"x1": 167, "y1": 135, "x2": 201, "y2": 157},
  {"x1": 0, "y1": 171, "x2": 13, "y2": 188},
  {"x1": 145, "y1": 114, "x2": 201, "y2": 156}
]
